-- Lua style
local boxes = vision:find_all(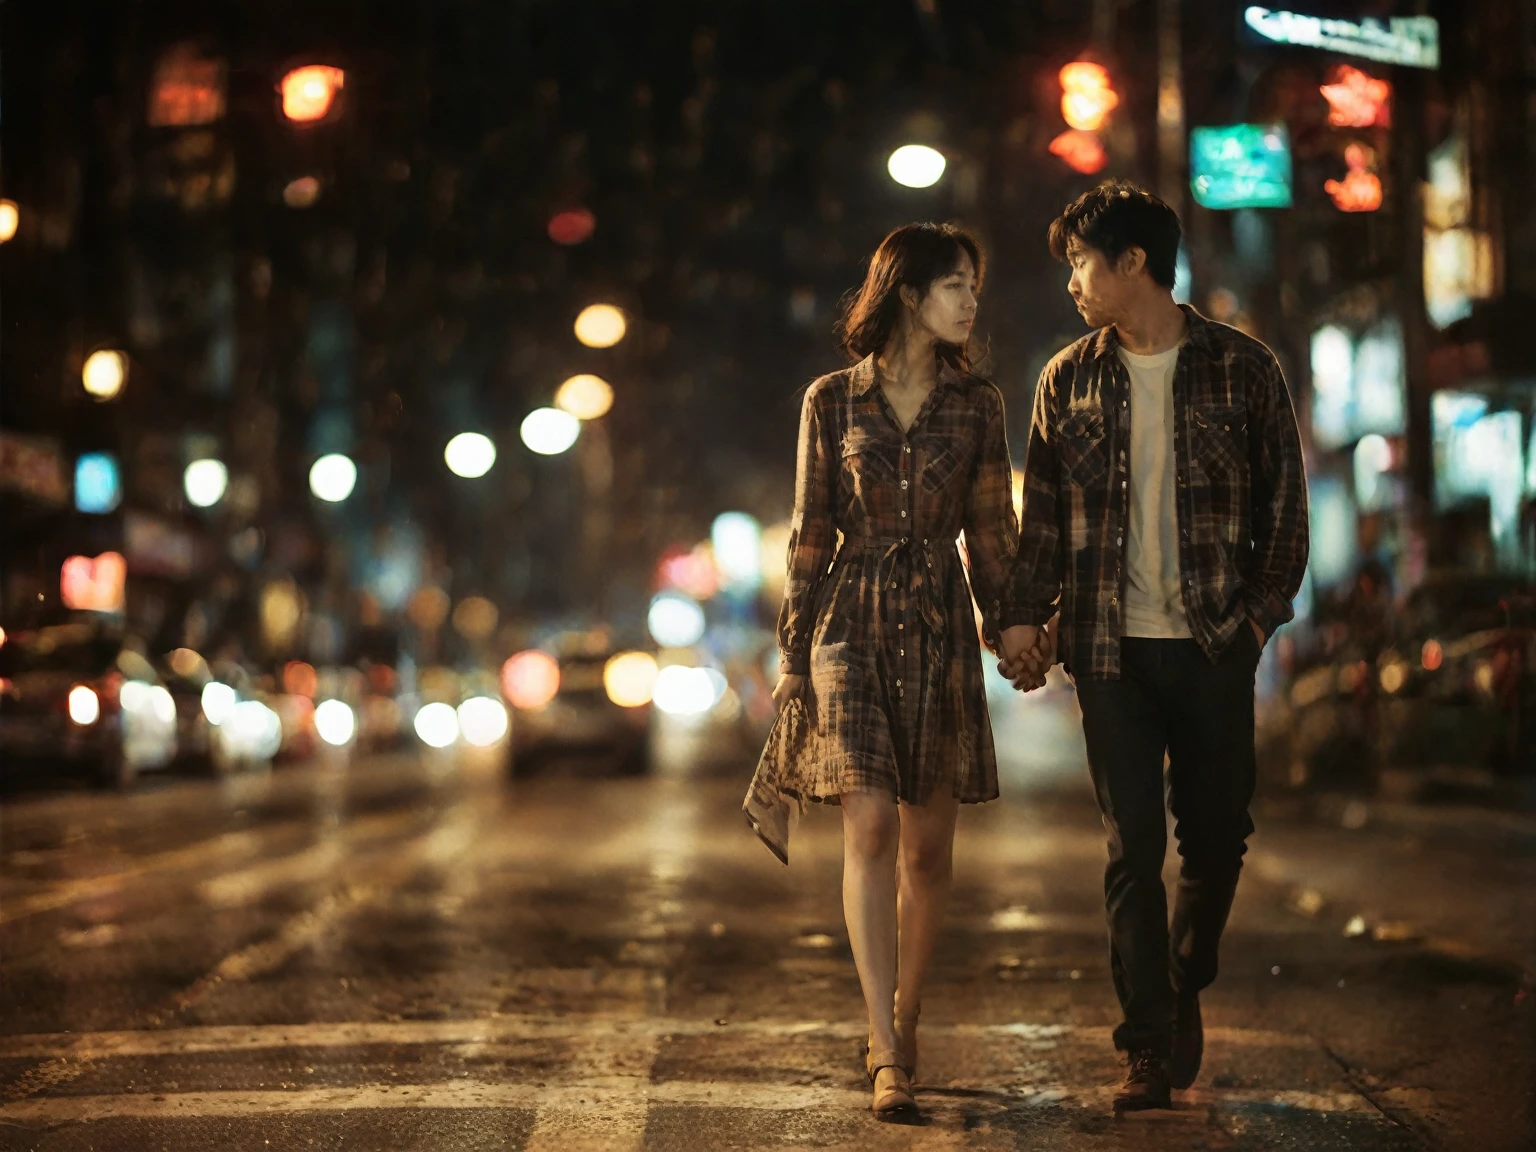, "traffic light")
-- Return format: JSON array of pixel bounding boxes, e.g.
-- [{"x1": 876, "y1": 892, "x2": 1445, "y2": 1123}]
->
[{"x1": 1050, "y1": 62, "x2": 1118, "y2": 174}]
